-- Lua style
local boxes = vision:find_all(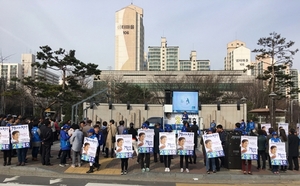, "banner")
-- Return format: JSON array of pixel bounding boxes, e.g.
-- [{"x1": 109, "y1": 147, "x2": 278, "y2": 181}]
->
[
  {"x1": 81, "y1": 137, "x2": 98, "y2": 163},
  {"x1": 0, "y1": 127, "x2": 10, "y2": 150},
  {"x1": 115, "y1": 134, "x2": 133, "y2": 158},
  {"x1": 269, "y1": 142, "x2": 287, "y2": 165},
  {"x1": 164, "y1": 113, "x2": 199, "y2": 134},
  {"x1": 177, "y1": 132, "x2": 194, "y2": 155},
  {"x1": 278, "y1": 123, "x2": 289, "y2": 135},
  {"x1": 241, "y1": 136, "x2": 258, "y2": 160},
  {"x1": 137, "y1": 129, "x2": 154, "y2": 153},
  {"x1": 202, "y1": 133, "x2": 224, "y2": 158},
  {"x1": 261, "y1": 123, "x2": 271, "y2": 135},
  {"x1": 159, "y1": 132, "x2": 176, "y2": 155},
  {"x1": 10, "y1": 125, "x2": 30, "y2": 149}
]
